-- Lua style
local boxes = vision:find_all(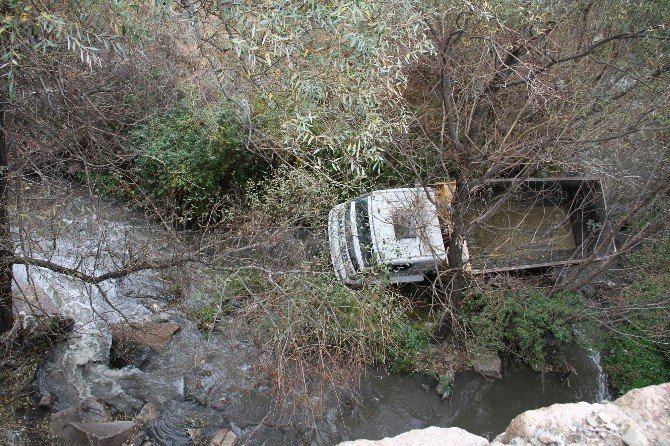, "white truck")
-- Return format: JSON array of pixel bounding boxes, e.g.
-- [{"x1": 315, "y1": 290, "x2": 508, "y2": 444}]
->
[{"x1": 328, "y1": 177, "x2": 614, "y2": 285}]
